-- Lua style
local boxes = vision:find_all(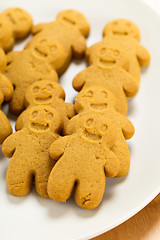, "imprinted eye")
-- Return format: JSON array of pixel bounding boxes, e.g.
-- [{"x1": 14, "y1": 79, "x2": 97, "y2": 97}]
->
[
  {"x1": 45, "y1": 112, "x2": 54, "y2": 121},
  {"x1": 46, "y1": 84, "x2": 53, "y2": 90},
  {"x1": 114, "y1": 50, "x2": 119, "y2": 56},
  {"x1": 33, "y1": 86, "x2": 40, "y2": 93},
  {"x1": 99, "y1": 47, "x2": 106, "y2": 55},
  {"x1": 86, "y1": 118, "x2": 93, "y2": 126},
  {"x1": 49, "y1": 45, "x2": 57, "y2": 52},
  {"x1": 39, "y1": 39, "x2": 47, "y2": 45},
  {"x1": 85, "y1": 90, "x2": 93, "y2": 97},
  {"x1": 126, "y1": 22, "x2": 131, "y2": 27},
  {"x1": 113, "y1": 21, "x2": 118, "y2": 26},
  {"x1": 101, "y1": 124, "x2": 108, "y2": 133},
  {"x1": 101, "y1": 91, "x2": 107, "y2": 98},
  {"x1": 32, "y1": 111, "x2": 38, "y2": 118}
]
